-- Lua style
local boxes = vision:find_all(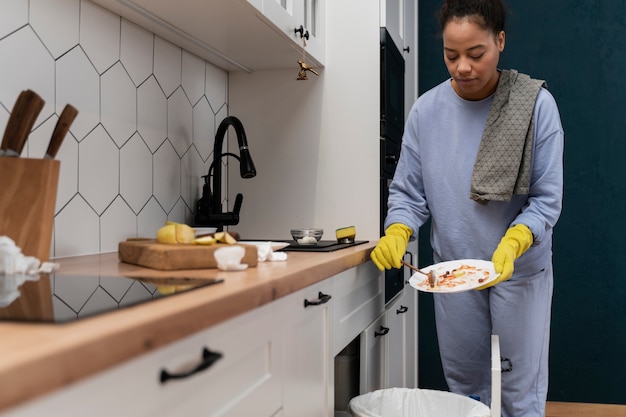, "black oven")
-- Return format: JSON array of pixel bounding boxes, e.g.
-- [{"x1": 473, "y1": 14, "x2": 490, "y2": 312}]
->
[
  {"x1": 380, "y1": 28, "x2": 405, "y2": 303},
  {"x1": 380, "y1": 28, "x2": 405, "y2": 147}
]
